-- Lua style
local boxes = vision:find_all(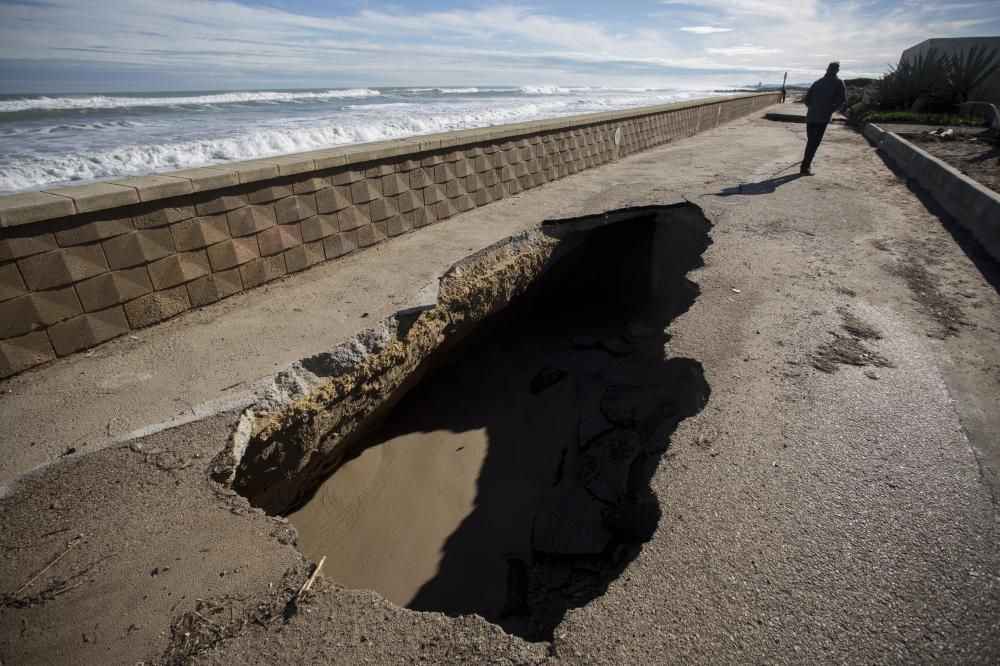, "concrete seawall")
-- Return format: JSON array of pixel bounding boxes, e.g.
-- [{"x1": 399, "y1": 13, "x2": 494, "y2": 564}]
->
[
  {"x1": 863, "y1": 122, "x2": 1000, "y2": 261},
  {"x1": 0, "y1": 92, "x2": 779, "y2": 378}
]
